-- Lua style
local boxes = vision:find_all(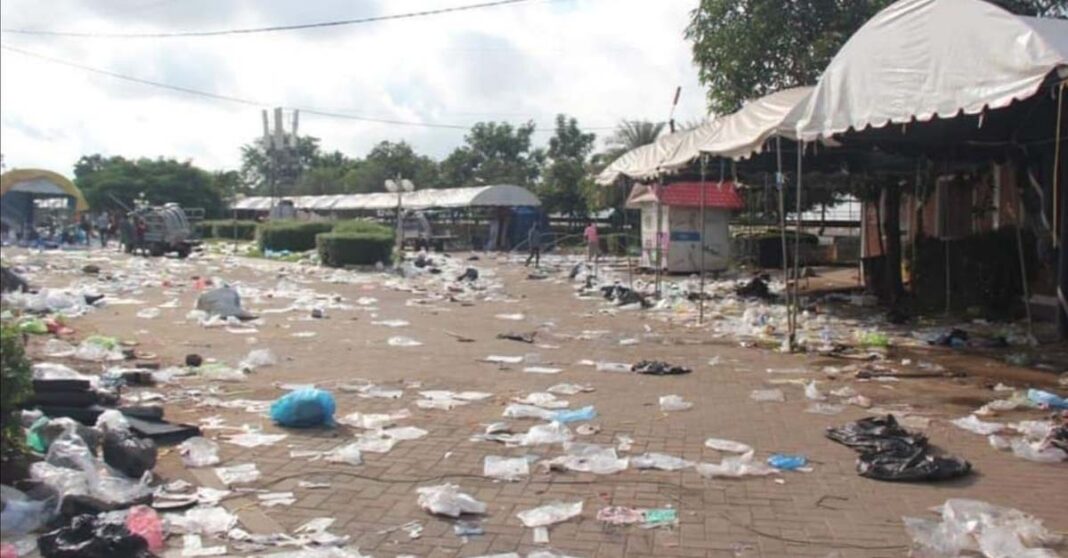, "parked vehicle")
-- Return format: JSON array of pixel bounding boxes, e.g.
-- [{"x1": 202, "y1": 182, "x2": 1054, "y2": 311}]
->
[{"x1": 121, "y1": 203, "x2": 203, "y2": 257}]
